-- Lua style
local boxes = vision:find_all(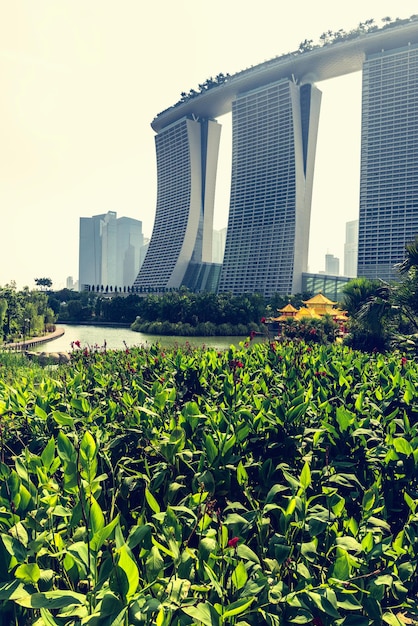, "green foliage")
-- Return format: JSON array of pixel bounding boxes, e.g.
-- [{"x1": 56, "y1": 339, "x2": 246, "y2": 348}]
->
[
  {"x1": 0, "y1": 340, "x2": 417, "y2": 624},
  {"x1": 0, "y1": 283, "x2": 57, "y2": 343},
  {"x1": 276, "y1": 316, "x2": 338, "y2": 344}
]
